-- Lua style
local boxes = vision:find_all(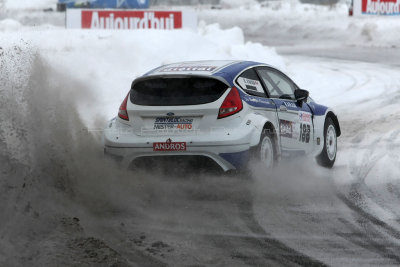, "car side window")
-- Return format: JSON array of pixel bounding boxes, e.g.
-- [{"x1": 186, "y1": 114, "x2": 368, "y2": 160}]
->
[
  {"x1": 257, "y1": 68, "x2": 296, "y2": 100},
  {"x1": 236, "y1": 68, "x2": 266, "y2": 97}
]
